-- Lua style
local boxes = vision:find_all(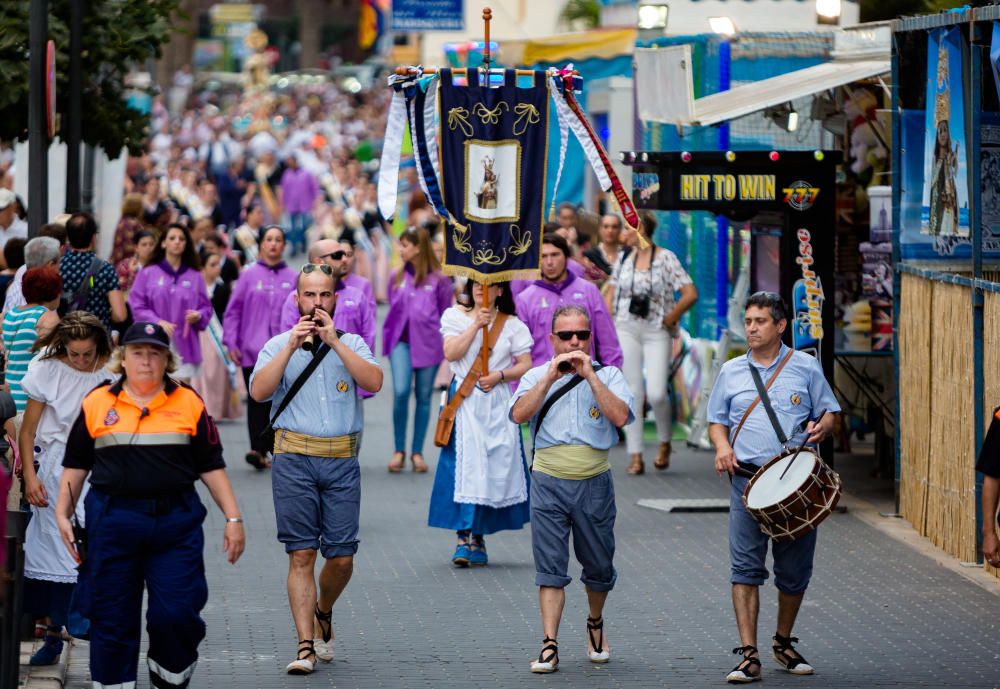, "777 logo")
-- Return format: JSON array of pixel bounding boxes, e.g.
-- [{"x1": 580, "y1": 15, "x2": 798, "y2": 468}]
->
[{"x1": 782, "y1": 183, "x2": 820, "y2": 211}]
